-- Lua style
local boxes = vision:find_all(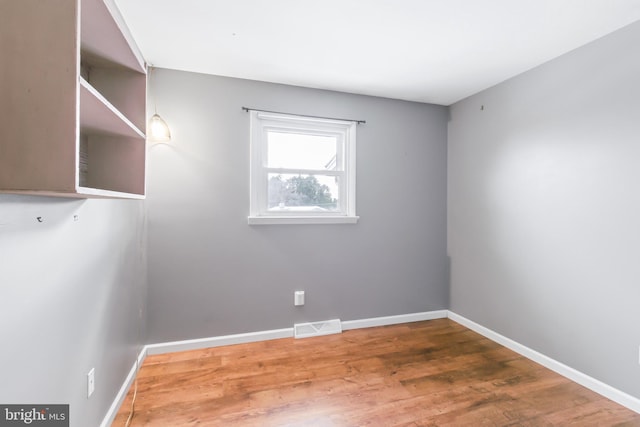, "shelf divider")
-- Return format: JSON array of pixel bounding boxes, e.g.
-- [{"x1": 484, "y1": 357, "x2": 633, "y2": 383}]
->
[{"x1": 79, "y1": 77, "x2": 145, "y2": 139}]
